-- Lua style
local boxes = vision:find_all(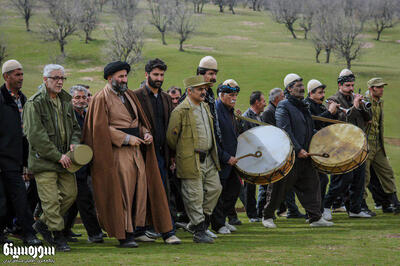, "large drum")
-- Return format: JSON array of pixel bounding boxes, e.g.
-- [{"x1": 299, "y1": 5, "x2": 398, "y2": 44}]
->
[
  {"x1": 235, "y1": 125, "x2": 295, "y2": 185},
  {"x1": 309, "y1": 123, "x2": 368, "y2": 174}
]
